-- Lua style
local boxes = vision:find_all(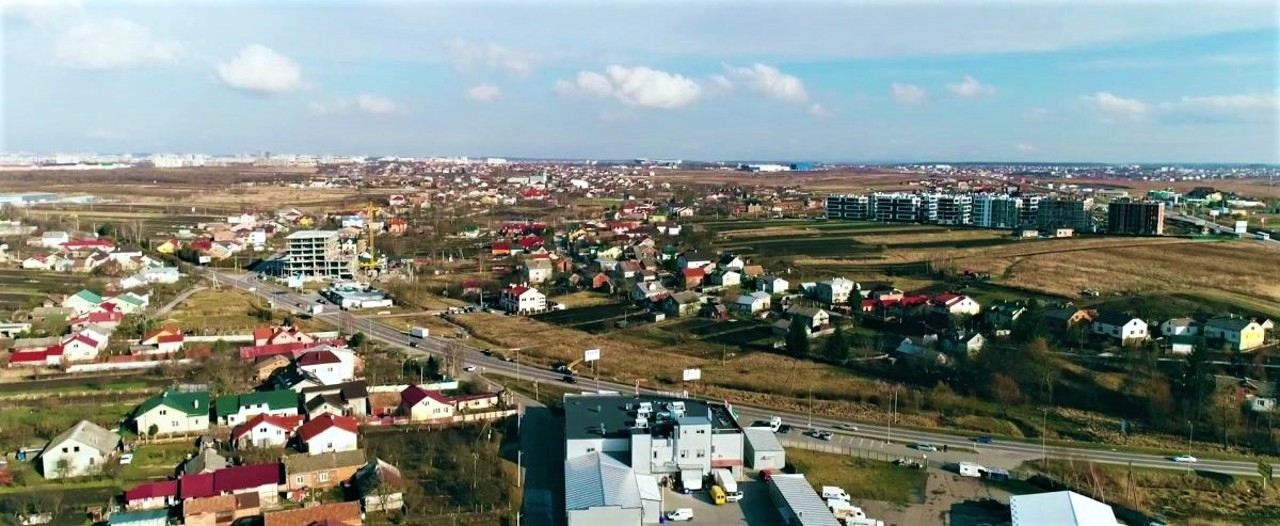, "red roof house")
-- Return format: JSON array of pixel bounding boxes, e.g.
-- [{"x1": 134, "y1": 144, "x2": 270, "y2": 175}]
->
[
  {"x1": 213, "y1": 463, "x2": 281, "y2": 494},
  {"x1": 125, "y1": 479, "x2": 179, "y2": 511},
  {"x1": 180, "y1": 472, "x2": 217, "y2": 500}
]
